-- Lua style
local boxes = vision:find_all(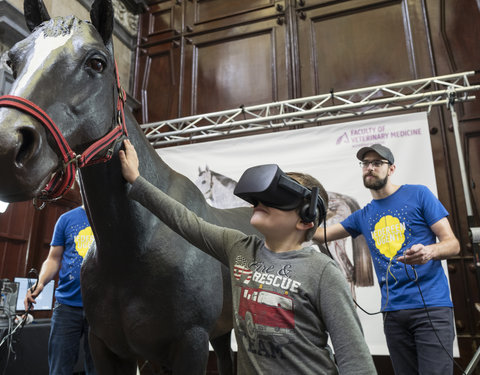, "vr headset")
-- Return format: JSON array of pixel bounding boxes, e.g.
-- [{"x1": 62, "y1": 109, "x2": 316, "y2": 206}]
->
[{"x1": 233, "y1": 164, "x2": 326, "y2": 223}]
